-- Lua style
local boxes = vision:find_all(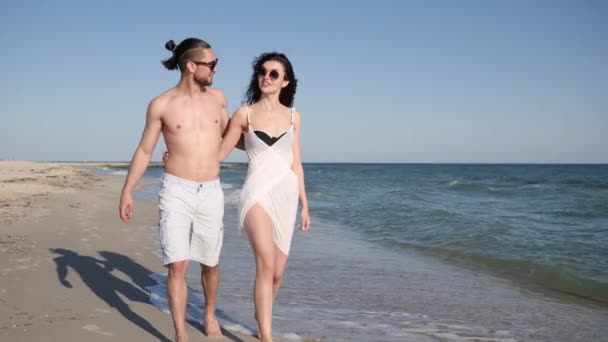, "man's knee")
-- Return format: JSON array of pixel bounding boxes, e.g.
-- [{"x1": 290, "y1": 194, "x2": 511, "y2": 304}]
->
[
  {"x1": 168, "y1": 260, "x2": 189, "y2": 277},
  {"x1": 201, "y1": 263, "x2": 219, "y2": 275}
]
